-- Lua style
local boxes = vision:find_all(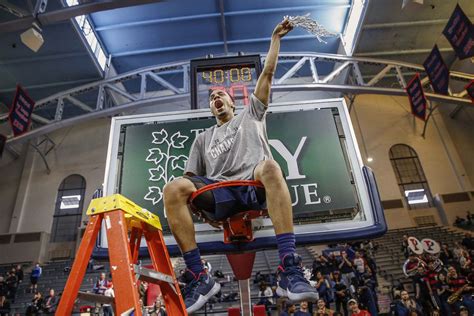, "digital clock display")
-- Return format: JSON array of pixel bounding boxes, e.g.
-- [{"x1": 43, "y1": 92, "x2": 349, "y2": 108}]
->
[{"x1": 190, "y1": 55, "x2": 262, "y2": 109}]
